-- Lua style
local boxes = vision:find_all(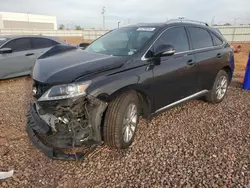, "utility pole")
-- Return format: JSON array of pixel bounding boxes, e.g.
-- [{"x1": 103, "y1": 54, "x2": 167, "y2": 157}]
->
[
  {"x1": 27, "y1": 13, "x2": 30, "y2": 22},
  {"x1": 27, "y1": 12, "x2": 30, "y2": 29},
  {"x1": 211, "y1": 16, "x2": 215, "y2": 25},
  {"x1": 101, "y1": 6, "x2": 106, "y2": 29},
  {"x1": 232, "y1": 17, "x2": 240, "y2": 42},
  {"x1": 118, "y1": 21, "x2": 121, "y2": 28},
  {"x1": 233, "y1": 17, "x2": 240, "y2": 25}
]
